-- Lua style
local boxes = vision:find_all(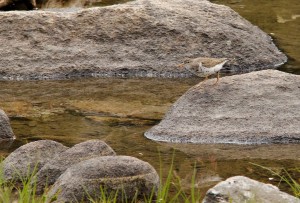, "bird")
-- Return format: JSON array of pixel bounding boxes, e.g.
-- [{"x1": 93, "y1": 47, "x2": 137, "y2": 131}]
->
[{"x1": 178, "y1": 57, "x2": 228, "y2": 85}]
